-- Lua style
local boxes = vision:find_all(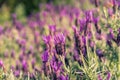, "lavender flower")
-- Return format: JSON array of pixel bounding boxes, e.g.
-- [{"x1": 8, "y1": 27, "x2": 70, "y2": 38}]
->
[
  {"x1": 87, "y1": 30, "x2": 92, "y2": 40},
  {"x1": 79, "y1": 18, "x2": 86, "y2": 33},
  {"x1": 89, "y1": 41, "x2": 95, "y2": 51},
  {"x1": 96, "y1": 49, "x2": 104, "y2": 59},
  {"x1": 54, "y1": 33, "x2": 66, "y2": 55},
  {"x1": 20, "y1": 39, "x2": 26, "y2": 46},
  {"x1": 96, "y1": 33, "x2": 102, "y2": 40},
  {"x1": 50, "y1": 56, "x2": 62, "y2": 72},
  {"x1": 106, "y1": 28, "x2": 115, "y2": 47},
  {"x1": 73, "y1": 51, "x2": 83, "y2": 65},
  {"x1": 10, "y1": 65, "x2": 15, "y2": 71},
  {"x1": 0, "y1": 60, "x2": 3, "y2": 68},
  {"x1": 22, "y1": 60, "x2": 28, "y2": 72},
  {"x1": 18, "y1": 39, "x2": 26, "y2": 52},
  {"x1": 59, "y1": 74, "x2": 69, "y2": 80},
  {"x1": 73, "y1": 51, "x2": 80, "y2": 61},
  {"x1": 73, "y1": 8, "x2": 80, "y2": 26},
  {"x1": 73, "y1": 26, "x2": 83, "y2": 54},
  {"x1": 14, "y1": 70, "x2": 20, "y2": 77},
  {"x1": 42, "y1": 35, "x2": 51, "y2": 50},
  {"x1": 11, "y1": 50, "x2": 15, "y2": 58},
  {"x1": 49, "y1": 25, "x2": 56, "y2": 35},
  {"x1": 106, "y1": 72, "x2": 111, "y2": 80},
  {"x1": 19, "y1": 53, "x2": 25, "y2": 62},
  {"x1": 81, "y1": 36, "x2": 87, "y2": 56},
  {"x1": 0, "y1": 26, "x2": 3, "y2": 35},
  {"x1": 73, "y1": 26, "x2": 88, "y2": 63},
  {"x1": 29, "y1": 46, "x2": 33, "y2": 53},
  {"x1": 98, "y1": 74, "x2": 102, "y2": 80},
  {"x1": 12, "y1": 14, "x2": 23, "y2": 30},
  {"x1": 16, "y1": 61, "x2": 21, "y2": 70},
  {"x1": 85, "y1": 10, "x2": 93, "y2": 23},
  {"x1": 28, "y1": 21, "x2": 37, "y2": 29},
  {"x1": 31, "y1": 58, "x2": 36, "y2": 69},
  {"x1": 41, "y1": 50, "x2": 49, "y2": 63},
  {"x1": 52, "y1": 61, "x2": 62, "y2": 72},
  {"x1": 42, "y1": 35, "x2": 51, "y2": 44}
]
